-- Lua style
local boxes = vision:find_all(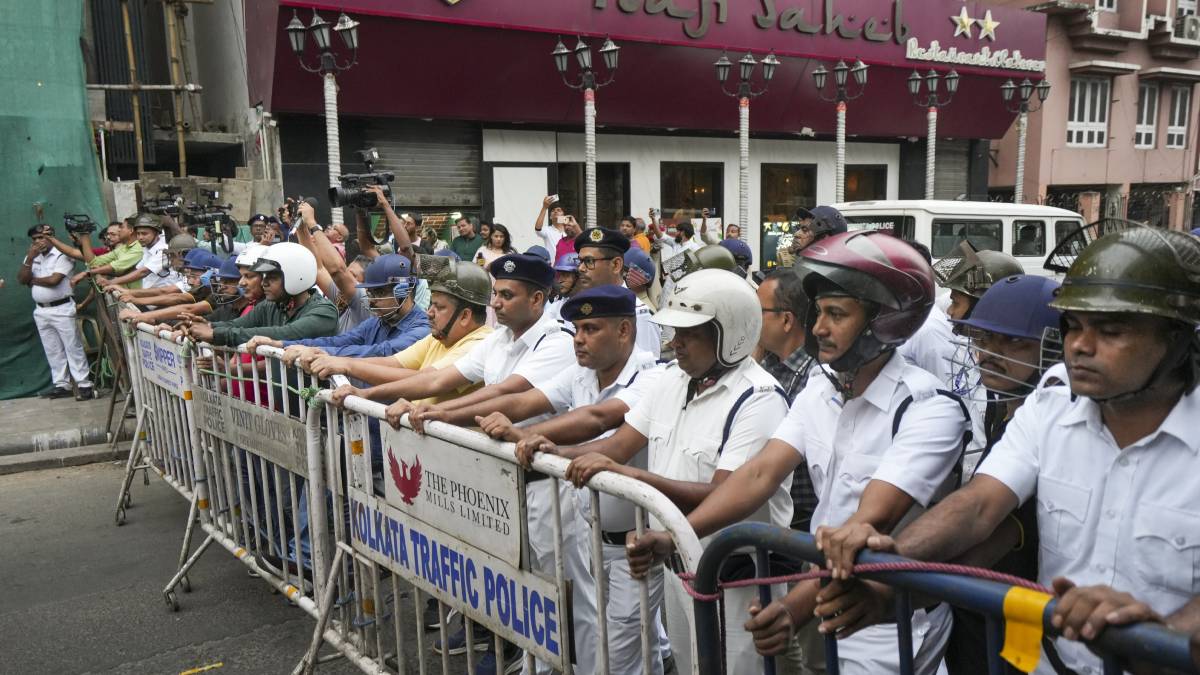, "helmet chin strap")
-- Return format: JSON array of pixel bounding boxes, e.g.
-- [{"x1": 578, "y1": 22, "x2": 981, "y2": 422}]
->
[
  {"x1": 432, "y1": 302, "x2": 466, "y2": 342},
  {"x1": 1088, "y1": 330, "x2": 1196, "y2": 404}
]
